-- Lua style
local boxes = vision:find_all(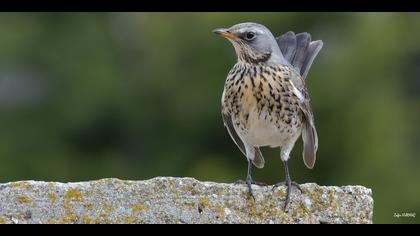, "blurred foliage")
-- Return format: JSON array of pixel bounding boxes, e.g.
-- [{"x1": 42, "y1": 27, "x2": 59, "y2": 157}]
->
[{"x1": 0, "y1": 12, "x2": 419, "y2": 223}]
